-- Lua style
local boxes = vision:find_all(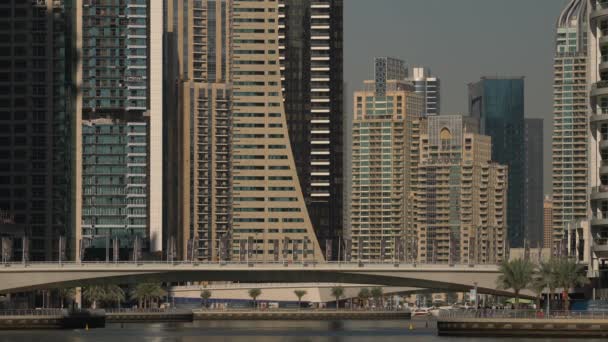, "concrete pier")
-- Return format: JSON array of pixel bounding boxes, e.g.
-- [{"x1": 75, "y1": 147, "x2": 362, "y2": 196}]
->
[
  {"x1": 193, "y1": 309, "x2": 411, "y2": 320},
  {"x1": 0, "y1": 309, "x2": 105, "y2": 330},
  {"x1": 438, "y1": 311, "x2": 608, "y2": 337}
]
